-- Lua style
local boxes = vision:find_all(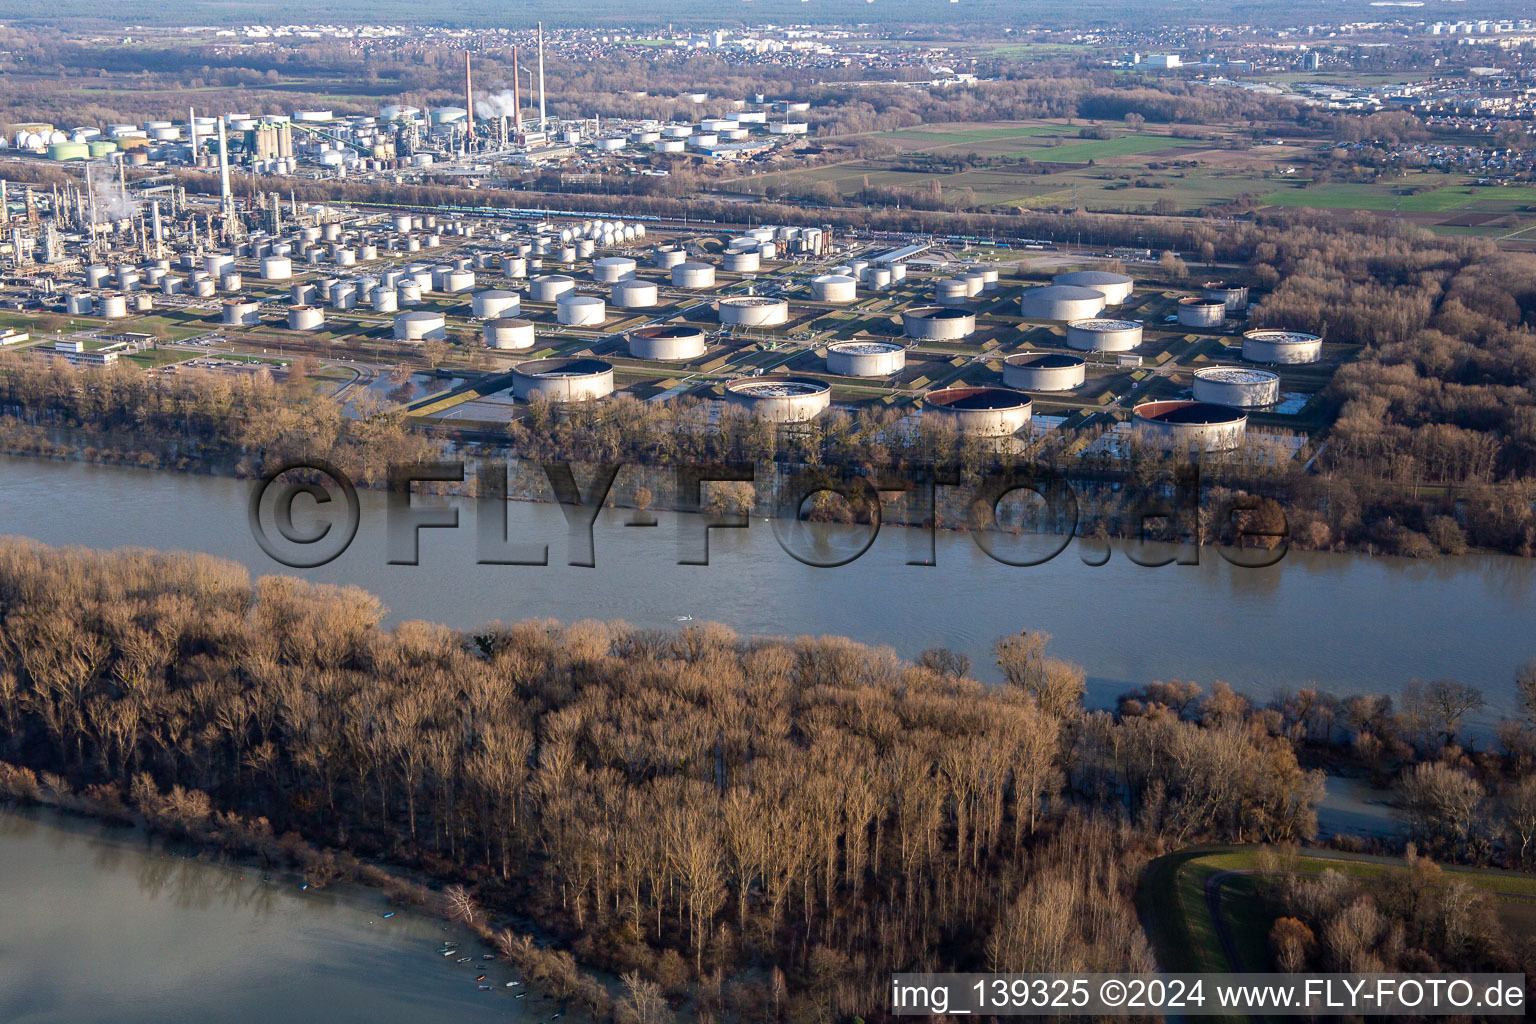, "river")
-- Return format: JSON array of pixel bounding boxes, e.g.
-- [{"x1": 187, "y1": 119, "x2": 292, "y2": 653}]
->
[
  {"x1": 0, "y1": 455, "x2": 1531, "y2": 723},
  {"x1": 0, "y1": 807, "x2": 550, "y2": 1023}
]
